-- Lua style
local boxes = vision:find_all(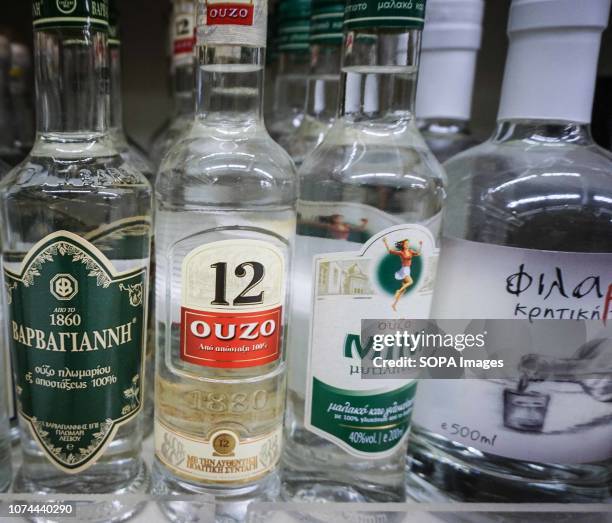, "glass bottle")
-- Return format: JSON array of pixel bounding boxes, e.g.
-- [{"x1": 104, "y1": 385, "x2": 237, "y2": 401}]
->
[
  {"x1": 283, "y1": 0, "x2": 445, "y2": 503},
  {"x1": 408, "y1": 0, "x2": 612, "y2": 502},
  {"x1": 0, "y1": 342, "x2": 12, "y2": 493},
  {"x1": 267, "y1": 0, "x2": 311, "y2": 144},
  {"x1": 415, "y1": 0, "x2": 484, "y2": 163},
  {"x1": 279, "y1": 0, "x2": 343, "y2": 168},
  {"x1": 9, "y1": 43, "x2": 36, "y2": 157},
  {"x1": 0, "y1": 1, "x2": 152, "y2": 515},
  {"x1": 150, "y1": 0, "x2": 196, "y2": 167},
  {"x1": 152, "y1": 0, "x2": 296, "y2": 516}
]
